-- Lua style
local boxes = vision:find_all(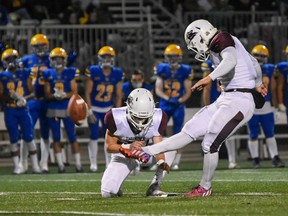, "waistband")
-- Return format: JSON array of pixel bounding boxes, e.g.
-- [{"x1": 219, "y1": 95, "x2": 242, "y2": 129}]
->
[{"x1": 224, "y1": 88, "x2": 252, "y2": 93}]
